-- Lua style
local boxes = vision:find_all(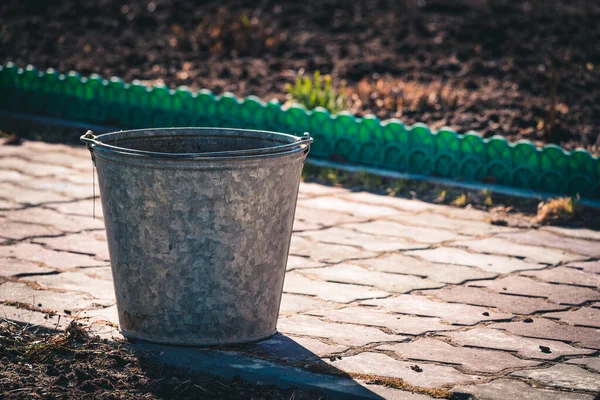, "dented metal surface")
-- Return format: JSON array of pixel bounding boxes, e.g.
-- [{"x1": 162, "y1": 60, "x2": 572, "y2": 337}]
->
[{"x1": 84, "y1": 128, "x2": 310, "y2": 345}]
